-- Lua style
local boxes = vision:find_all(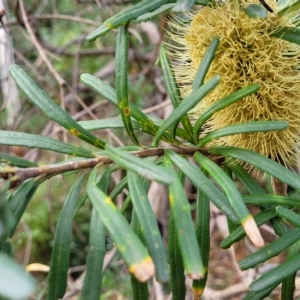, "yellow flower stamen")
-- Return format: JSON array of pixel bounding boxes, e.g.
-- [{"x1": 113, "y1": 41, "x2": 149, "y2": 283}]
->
[{"x1": 168, "y1": 0, "x2": 300, "y2": 164}]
